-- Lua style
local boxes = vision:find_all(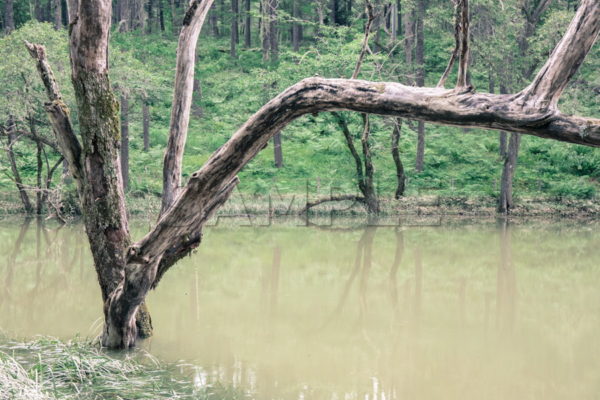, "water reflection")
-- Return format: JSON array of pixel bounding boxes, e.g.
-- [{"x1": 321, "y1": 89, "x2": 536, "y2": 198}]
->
[{"x1": 1, "y1": 218, "x2": 599, "y2": 399}]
